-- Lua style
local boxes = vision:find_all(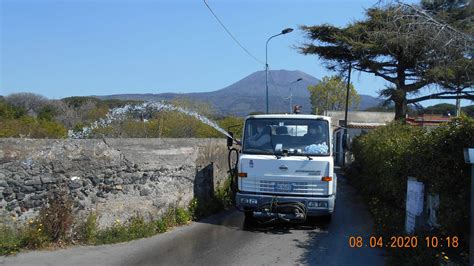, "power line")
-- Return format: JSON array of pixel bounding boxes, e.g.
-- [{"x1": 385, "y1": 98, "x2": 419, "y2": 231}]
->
[{"x1": 203, "y1": 0, "x2": 265, "y2": 65}]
